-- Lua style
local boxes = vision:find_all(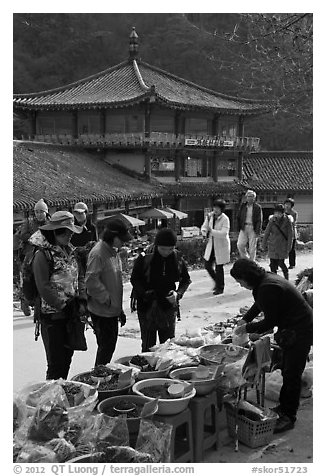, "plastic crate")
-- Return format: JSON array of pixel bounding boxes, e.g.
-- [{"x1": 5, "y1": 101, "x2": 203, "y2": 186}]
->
[{"x1": 225, "y1": 403, "x2": 278, "y2": 448}]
